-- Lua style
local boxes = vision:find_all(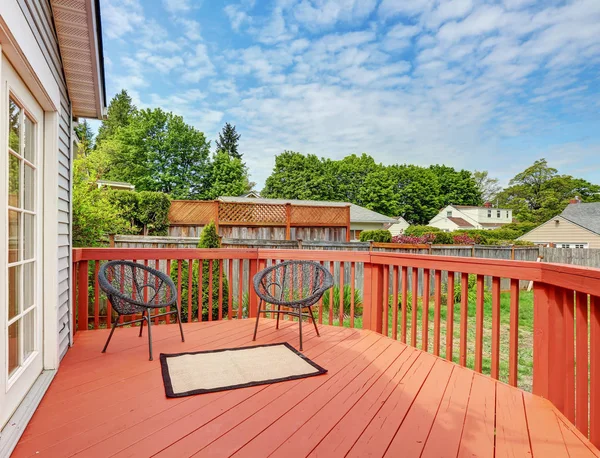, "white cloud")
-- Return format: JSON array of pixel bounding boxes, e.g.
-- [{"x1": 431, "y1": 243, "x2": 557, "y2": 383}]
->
[
  {"x1": 181, "y1": 44, "x2": 215, "y2": 83},
  {"x1": 225, "y1": 4, "x2": 251, "y2": 31},
  {"x1": 102, "y1": 0, "x2": 145, "y2": 39},
  {"x1": 162, "y1": 0, "x2": 192, "y2": 14},
  {"x1": 293, "y1": 0, "x2": 378, "y2": 29}
]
